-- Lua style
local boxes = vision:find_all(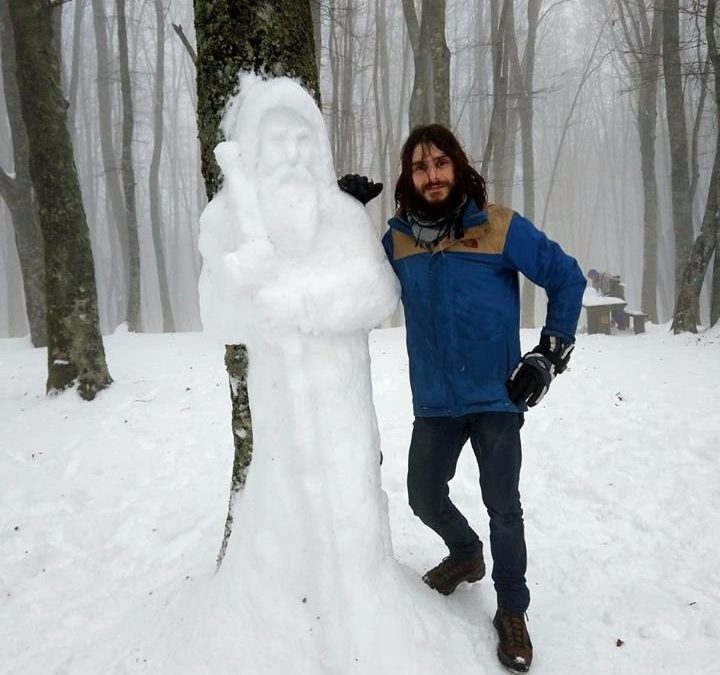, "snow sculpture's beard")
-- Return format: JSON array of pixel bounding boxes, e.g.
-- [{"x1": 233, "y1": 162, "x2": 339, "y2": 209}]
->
[{"x1": 258, "y1": 166, "x2": 320, "y2": 258}]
